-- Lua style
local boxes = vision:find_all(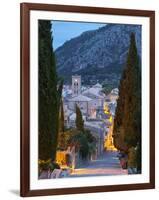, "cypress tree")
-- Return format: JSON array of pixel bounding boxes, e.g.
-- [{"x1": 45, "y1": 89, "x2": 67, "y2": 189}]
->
[
  {"x1": 123, "y1": 33, "x2": 141, "y2": 149},
  {"x1": 59, "y1": 99, "x2": 65, "y2": 134},
  {"x1": 38, "y1": 20, "x2": 63, "y2": 161},
  {"x1": 58, "y1": 99, "x2": 66, "y2": 150},
  {"x1": 75, "y1": 104, "x2": 84, "y2": 132},
  {"x1": 113, "y1": 33, "x2": 141, "y2": 170},
  {"x1": 113, "y1": 68, "x2": 128, "y2": 152},
  {"x1": 123, "y1": 33, "x2": 141, "y2": 171}
]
